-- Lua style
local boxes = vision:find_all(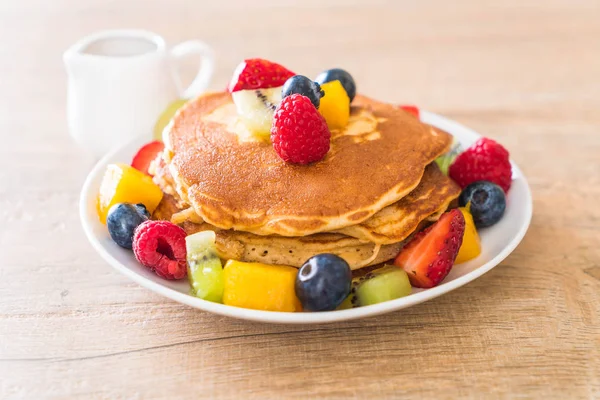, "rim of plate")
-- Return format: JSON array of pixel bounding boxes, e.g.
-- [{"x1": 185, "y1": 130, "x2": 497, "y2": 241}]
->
[{"x1": 80, "y1": 110, "x2": 533, "y2": 324}]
